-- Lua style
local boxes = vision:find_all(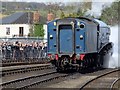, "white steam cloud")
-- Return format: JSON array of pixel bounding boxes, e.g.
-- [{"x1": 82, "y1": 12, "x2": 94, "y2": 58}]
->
[
  {"x1": 103, "y1": 25, "x2": 119, "y2": 68},
  {"x1": 91, "y1": 2, "x2": 119, "y2": 68},
  {"x1": 91, "y1": 2, "x2": 113, "y2": 18}
]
